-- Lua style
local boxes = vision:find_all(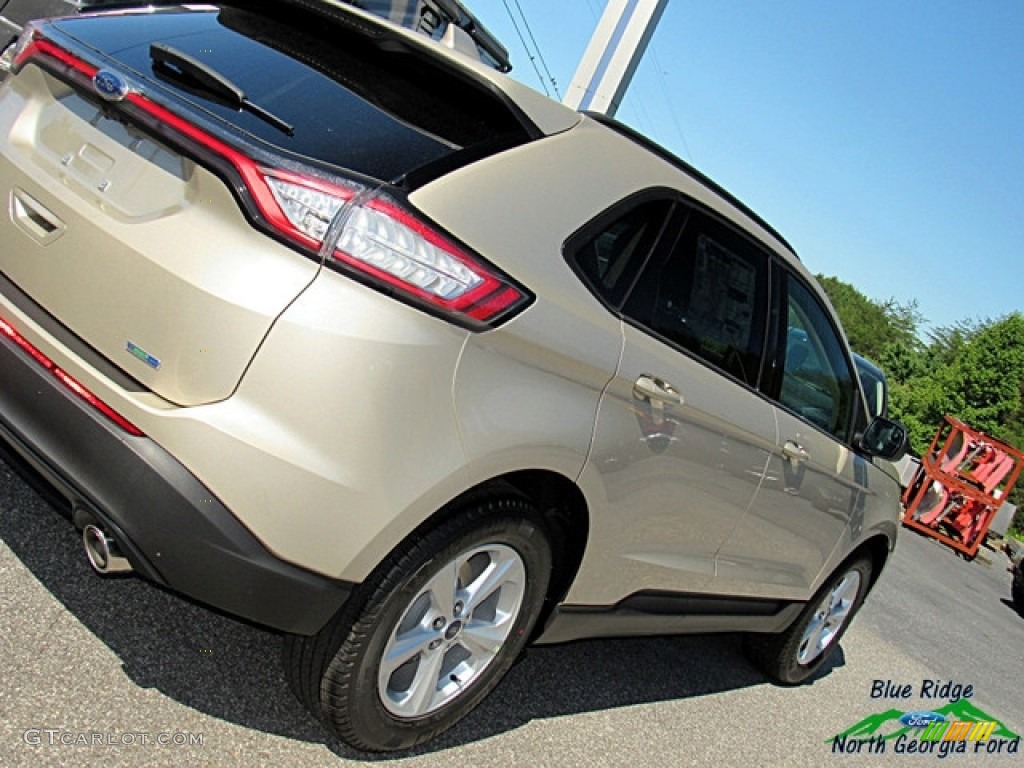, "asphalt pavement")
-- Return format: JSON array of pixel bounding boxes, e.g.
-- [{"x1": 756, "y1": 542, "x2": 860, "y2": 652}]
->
[{"x1": 2, "y1": 456, "x2": 1022, "y2": 767}]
